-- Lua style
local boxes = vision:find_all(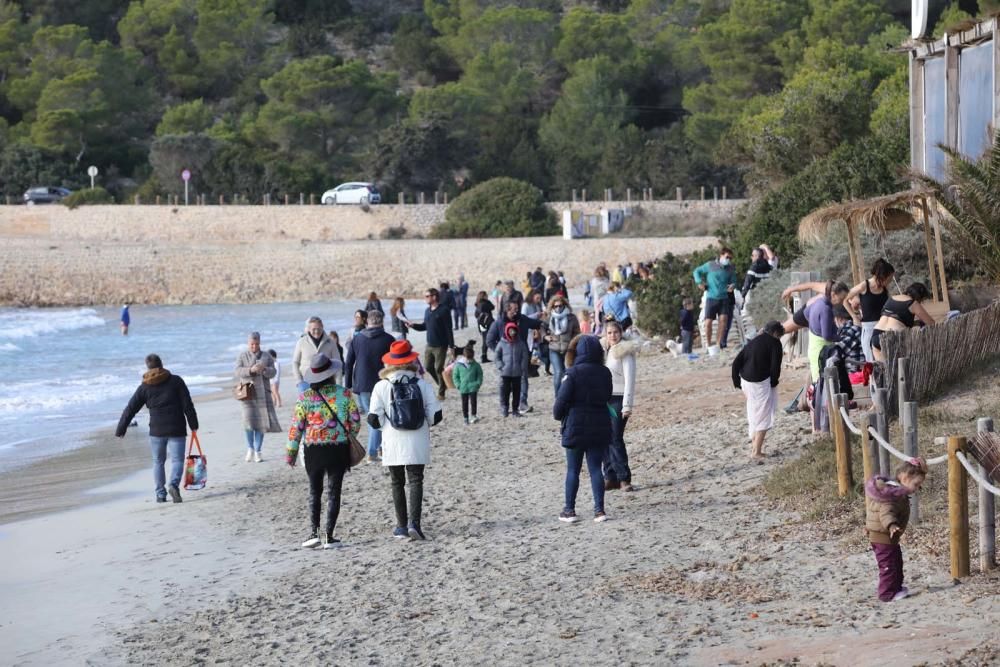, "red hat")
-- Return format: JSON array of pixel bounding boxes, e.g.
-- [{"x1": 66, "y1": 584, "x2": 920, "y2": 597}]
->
[
  {"x1": 503, "y1": 322, "x2": 518, "y2": 340},
  {"x1": 382, "y1": 340, "x2": 420, "y2": 365}
]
